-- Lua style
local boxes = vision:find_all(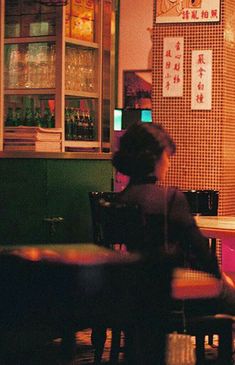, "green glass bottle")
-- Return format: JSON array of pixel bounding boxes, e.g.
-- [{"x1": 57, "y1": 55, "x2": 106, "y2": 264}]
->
[
  {"x1": 77, "y1": 109, "x2": 83, "y2": 140},
  {"x1": 33, "y1": 107, "x2": 42, "y2": 127},
  {"x1": 24, "y1": 107, "x2": 33, "y2": 126},
  {"x1": 49, "y1": 110, "x2": 55, "y2": 128},
  {"x1": 65, "y1": 107, "x2": 72, "y2": 140},
  {"x1": 5, "y1": 107, "x2": 14, "y2": 126},
  {"x1": 88, "y1": 113, "x2": 95, "y2": 141},
  {"x1": 15, "y1": 107, "x2": 23, "y2": 126},
  {"x1": 43, "y1": 107, "x2": 51, "y2": 128}
]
